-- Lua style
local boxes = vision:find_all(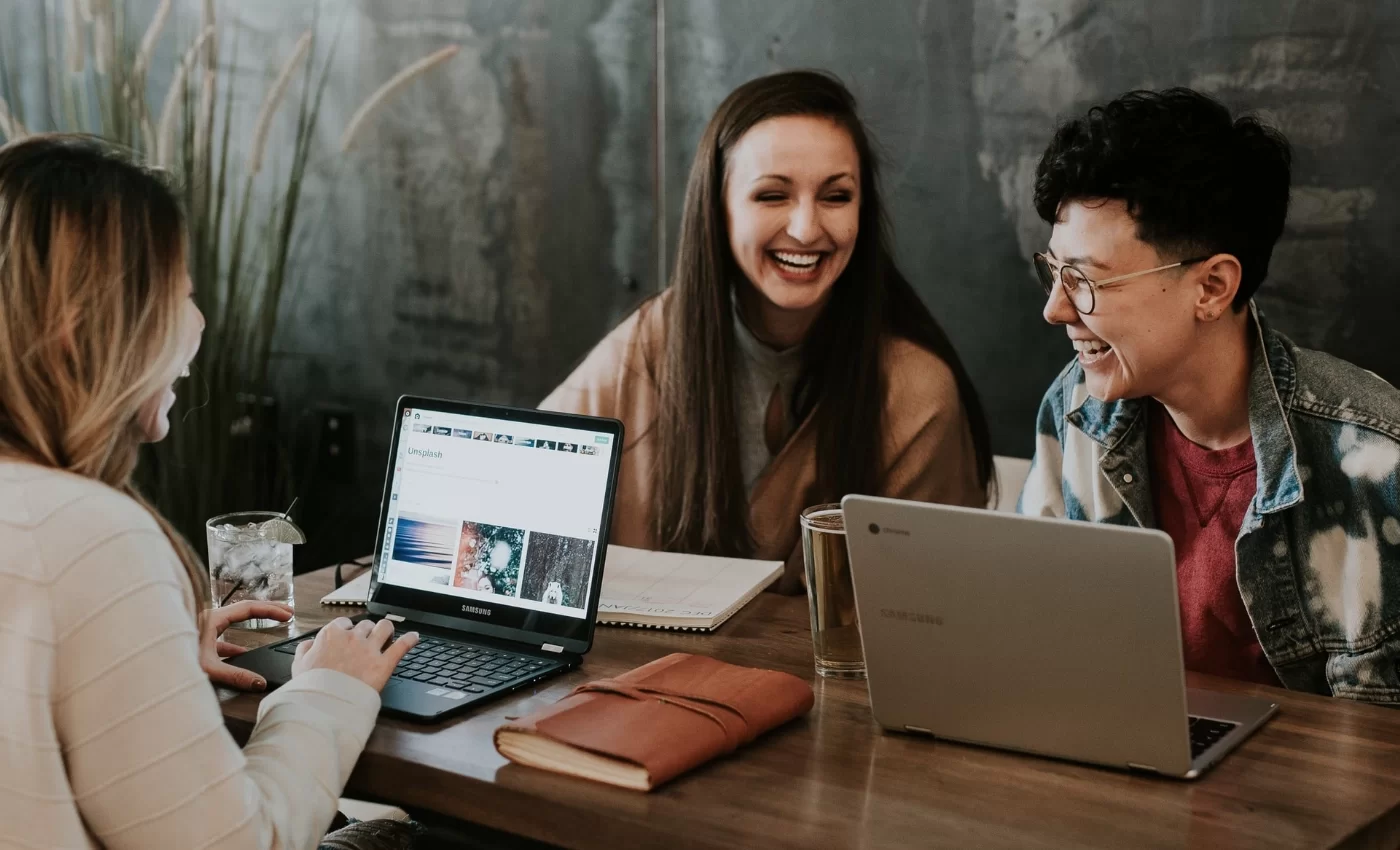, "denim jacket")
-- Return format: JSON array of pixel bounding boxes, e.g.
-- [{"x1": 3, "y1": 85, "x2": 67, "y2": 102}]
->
[{"x1": 1018, "y1": 305, "x2": 1400, "y2": 704}]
